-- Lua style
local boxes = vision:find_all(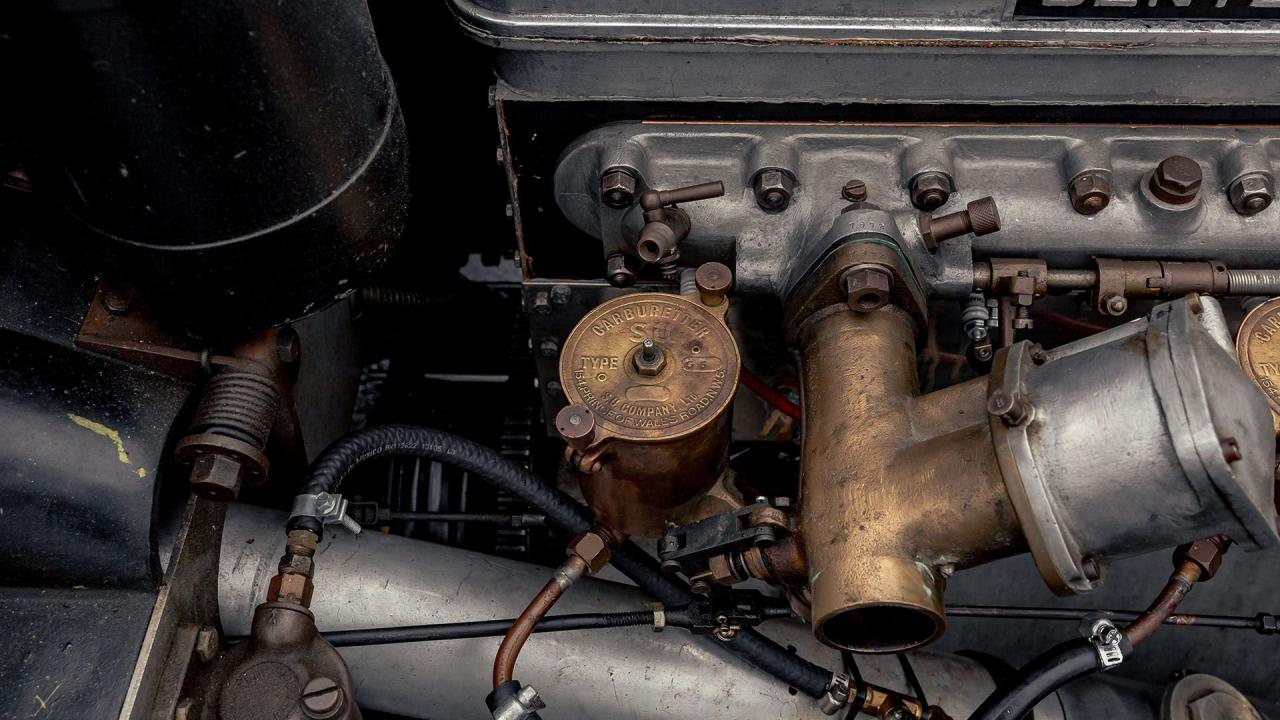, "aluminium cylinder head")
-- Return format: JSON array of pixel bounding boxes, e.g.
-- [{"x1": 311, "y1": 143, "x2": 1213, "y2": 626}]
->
[{"x1": 989, "y1": 295, "x2": 1278, "y2": 595}]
